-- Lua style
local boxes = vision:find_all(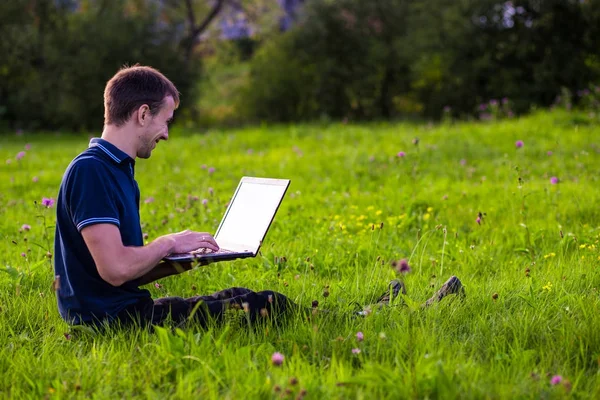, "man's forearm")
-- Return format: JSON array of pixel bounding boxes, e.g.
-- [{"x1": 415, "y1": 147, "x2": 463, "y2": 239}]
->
[{"x1": 137, "y1": 261, "x2": 192, "y2": 286}]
